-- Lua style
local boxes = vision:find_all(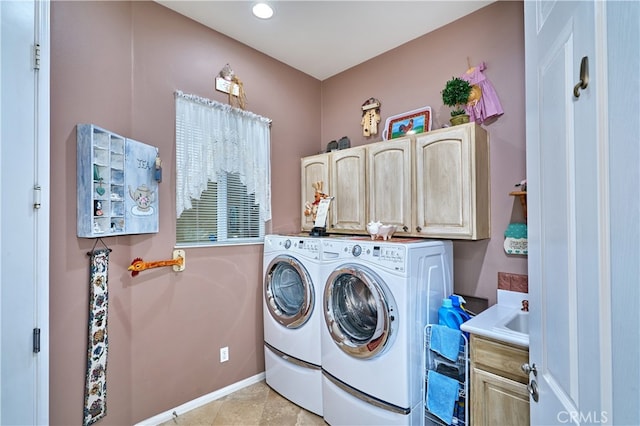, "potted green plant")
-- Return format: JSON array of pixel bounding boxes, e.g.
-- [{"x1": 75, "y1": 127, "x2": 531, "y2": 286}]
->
[{"x1": 442, "y1": 77, "x2": 472, "y2": 126}]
